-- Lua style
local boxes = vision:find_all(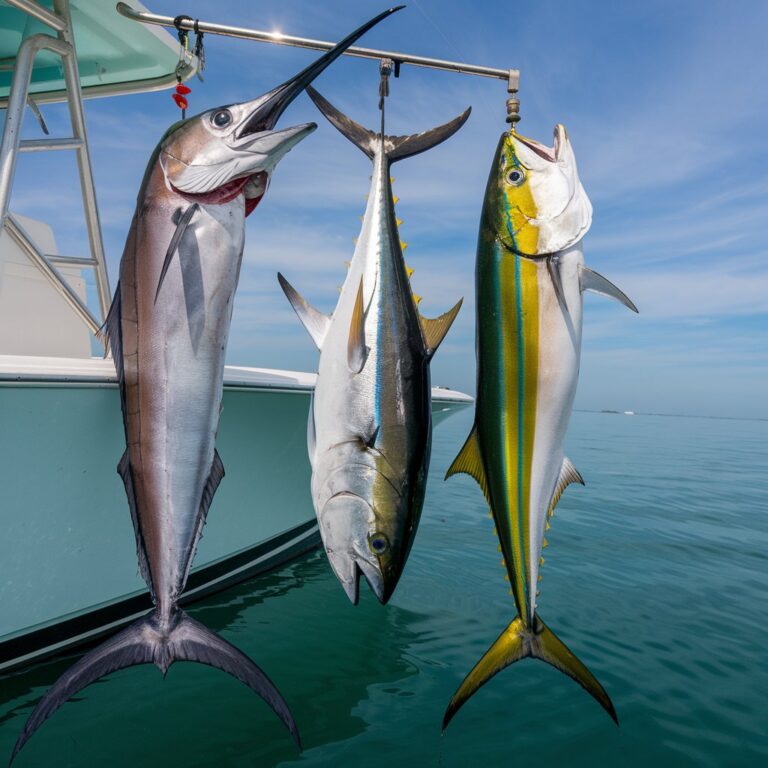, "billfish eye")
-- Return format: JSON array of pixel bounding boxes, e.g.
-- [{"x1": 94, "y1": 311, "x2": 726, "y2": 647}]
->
[
  {"x1": 211, "y1": 109, "x2": 233, "y2": 128},
  {"x1": 368, "y1": 533, "x2": 390, "y2": 555},
  {"x1": 506, "y1": 168, "x2": 525, "y2": 186}
]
